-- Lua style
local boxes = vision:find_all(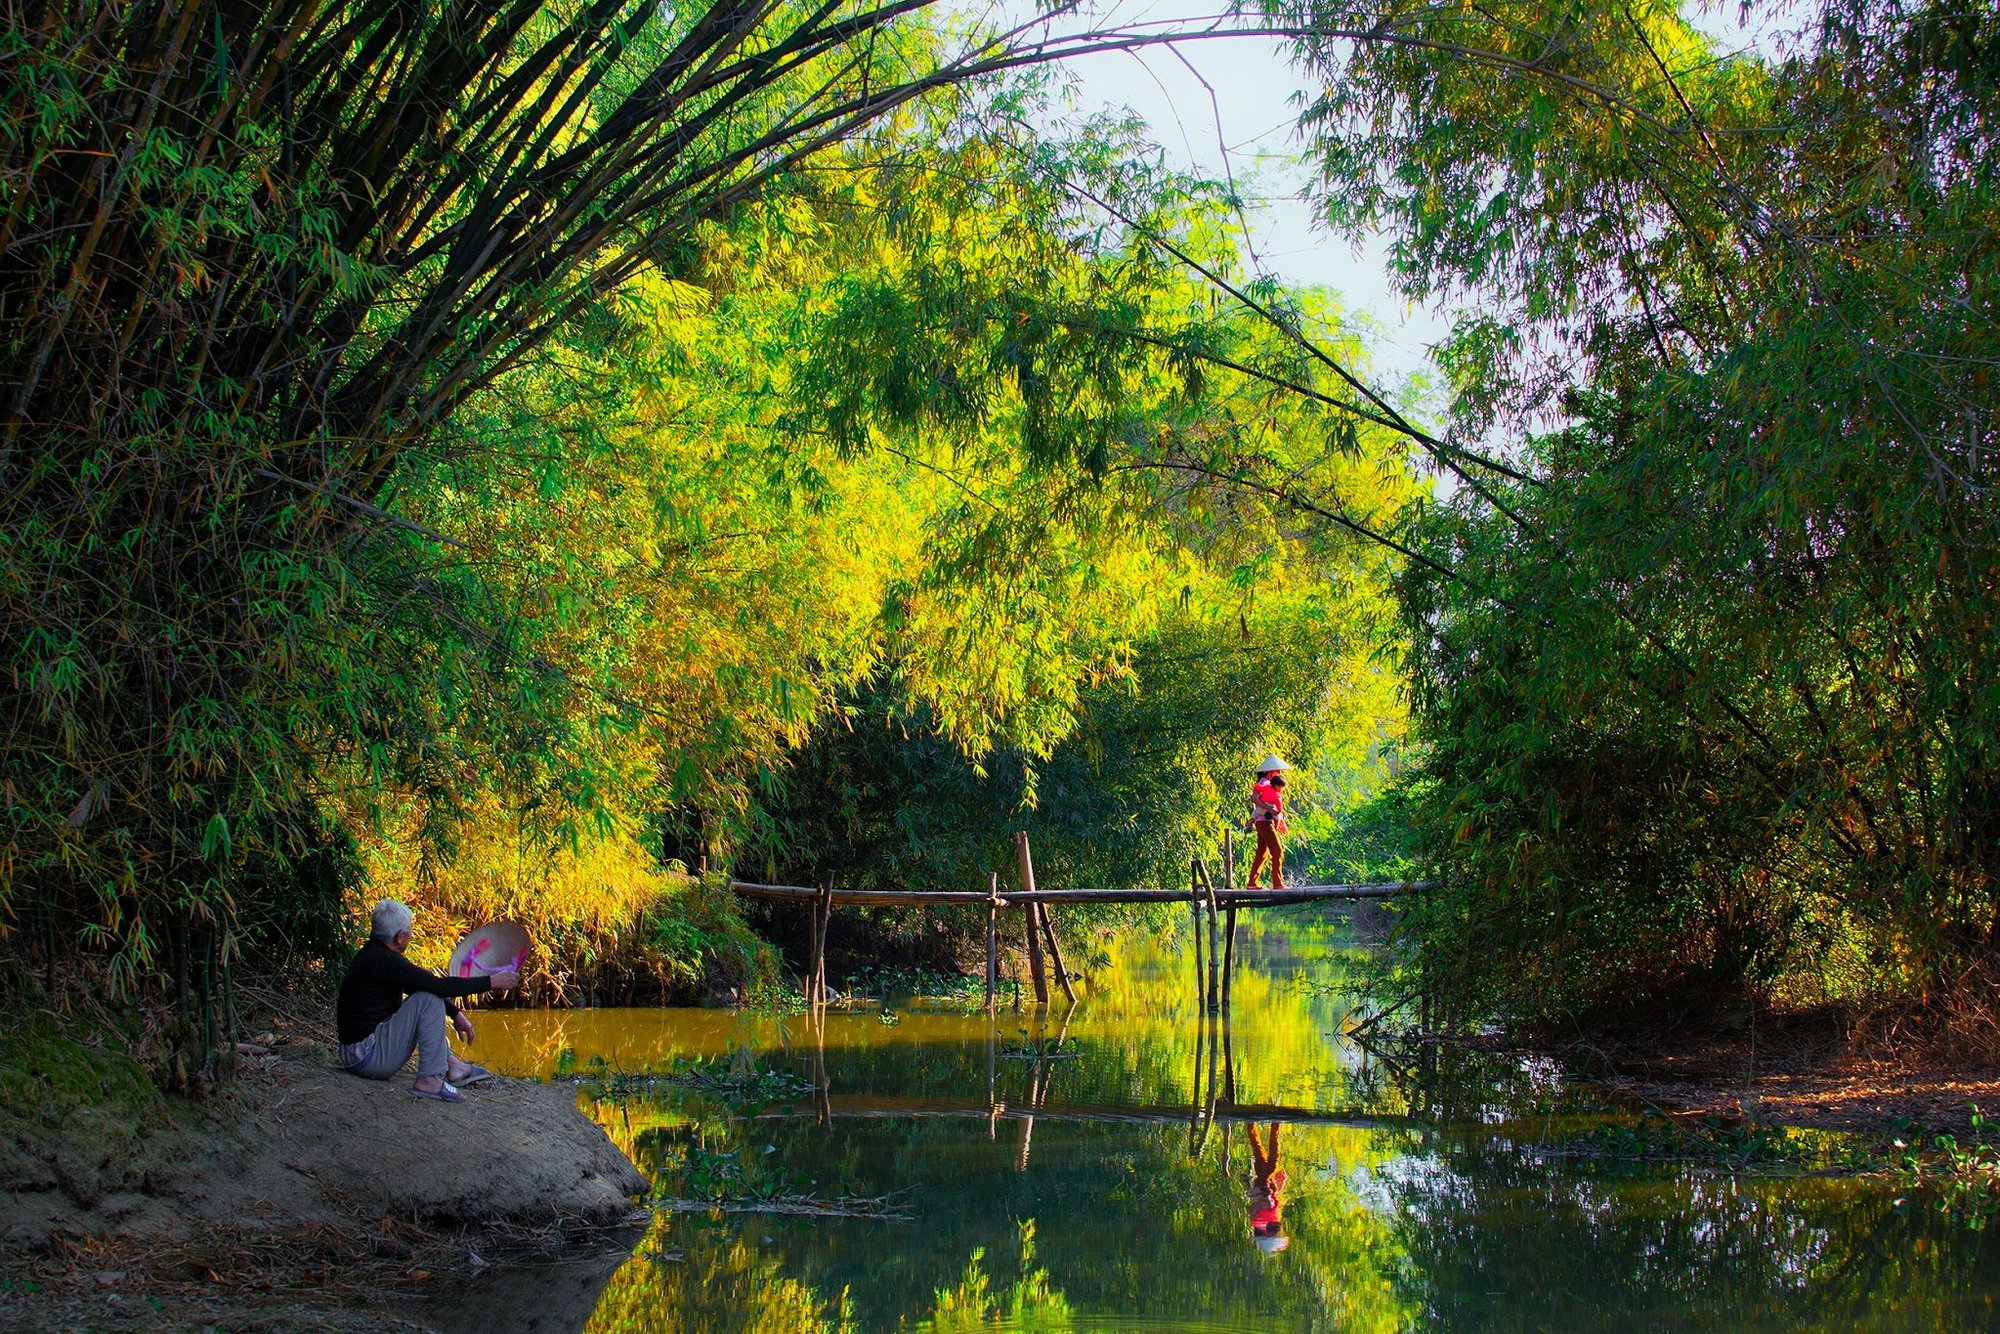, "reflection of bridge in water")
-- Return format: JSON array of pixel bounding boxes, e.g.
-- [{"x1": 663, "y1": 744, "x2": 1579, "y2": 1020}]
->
[
  {"x1": 781, "y1": 978, "x2": 1423, "y2": 1171},
  {"x1": 760, "y1": 1094, "x2": 1414, "y2": 1131},
  {"x1": 740, "y1": 830, "x2": 1432, "y2": 1168},
  {"x1": 733, "y1": 828, "x2": 1429, "y2": 1014}
]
